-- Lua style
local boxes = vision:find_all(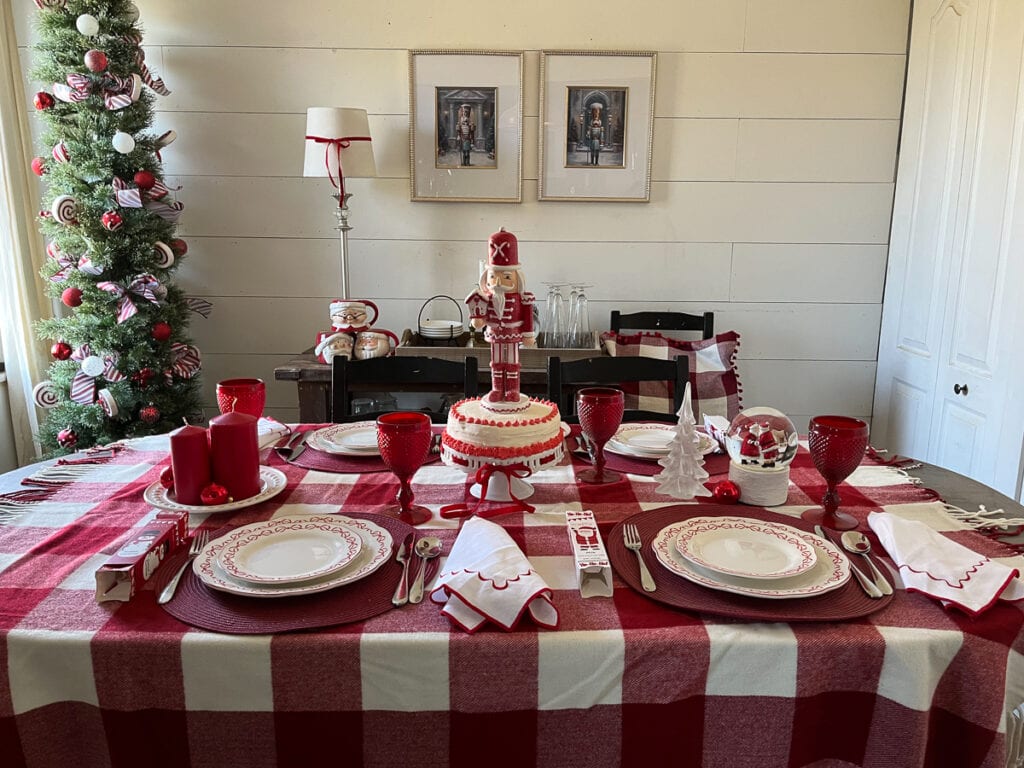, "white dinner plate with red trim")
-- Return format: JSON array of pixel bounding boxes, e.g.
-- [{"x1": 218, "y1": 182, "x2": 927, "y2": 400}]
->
[
  {"x1": 673, "y1": 516, "x2": 817, "y2": 580},
  {"x1": 193, "y1": 515, "x2": 392, "y2": 598},
  {"x1": 216, "y1": 517, "x2": 363, "y2": 585},
  {"x1": 143, "y1": 466, "x2": 287, "y2": 514},
  {"x1": 308, "y1": 423, "x2": 380, "y2": 456},
  {"x1": 652, "y1": 522, "x2": 849, "y2": 599}
]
